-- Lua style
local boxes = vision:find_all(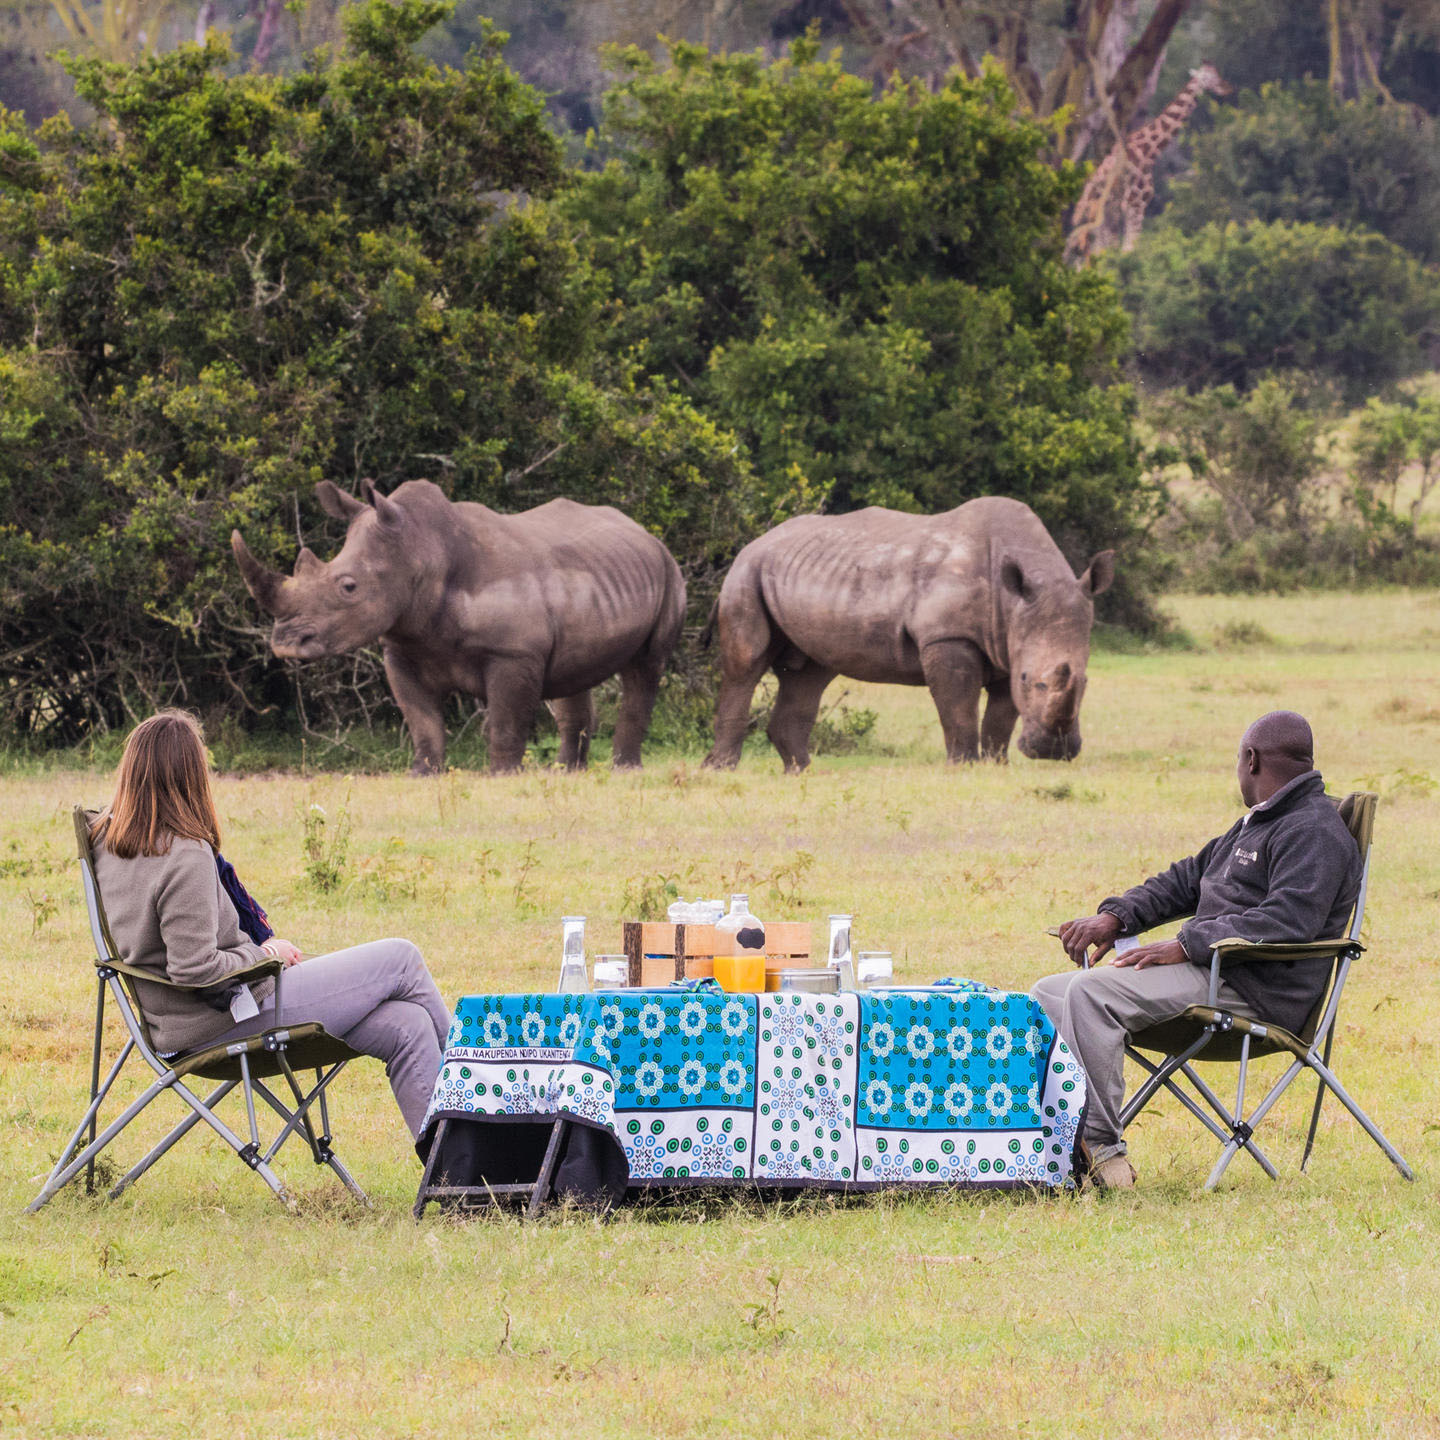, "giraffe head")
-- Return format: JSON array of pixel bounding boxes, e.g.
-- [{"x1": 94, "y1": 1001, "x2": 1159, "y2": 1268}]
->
[{"x1": 1189, "y1": 64, "x2": 1231, "y2": 98}]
